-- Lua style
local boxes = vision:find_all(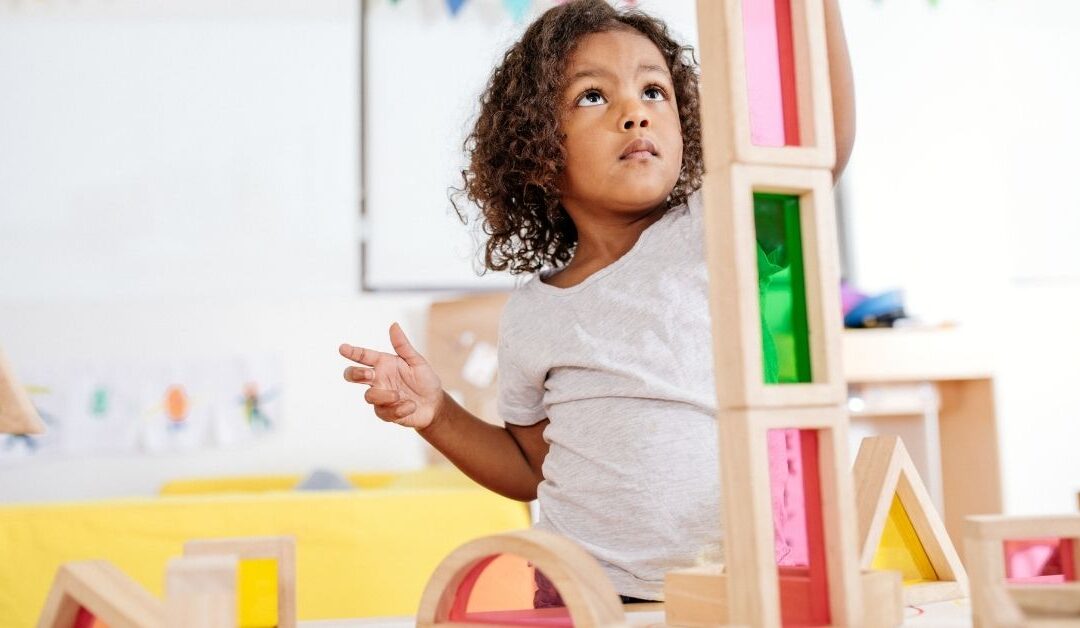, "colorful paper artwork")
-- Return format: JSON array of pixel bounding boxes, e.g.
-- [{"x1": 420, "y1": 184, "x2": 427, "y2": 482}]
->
[{"x1": 0, "y1": 355, "x2": 282, "y2": 464}]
